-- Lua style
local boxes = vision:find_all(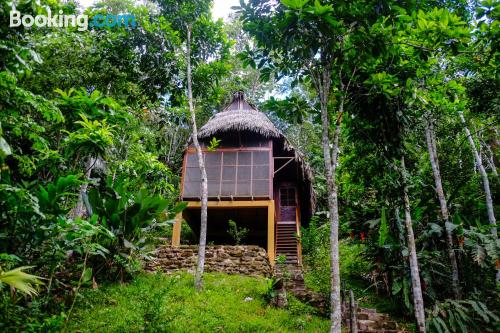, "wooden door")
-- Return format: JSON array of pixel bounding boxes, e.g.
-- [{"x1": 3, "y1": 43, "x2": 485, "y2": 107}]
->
[
  {"x1": 277, "y1": 183, "x2": 297, "y2": 222},
  {"x1": 275, "y1": 182, "x2": 299, "y2": 263}
]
